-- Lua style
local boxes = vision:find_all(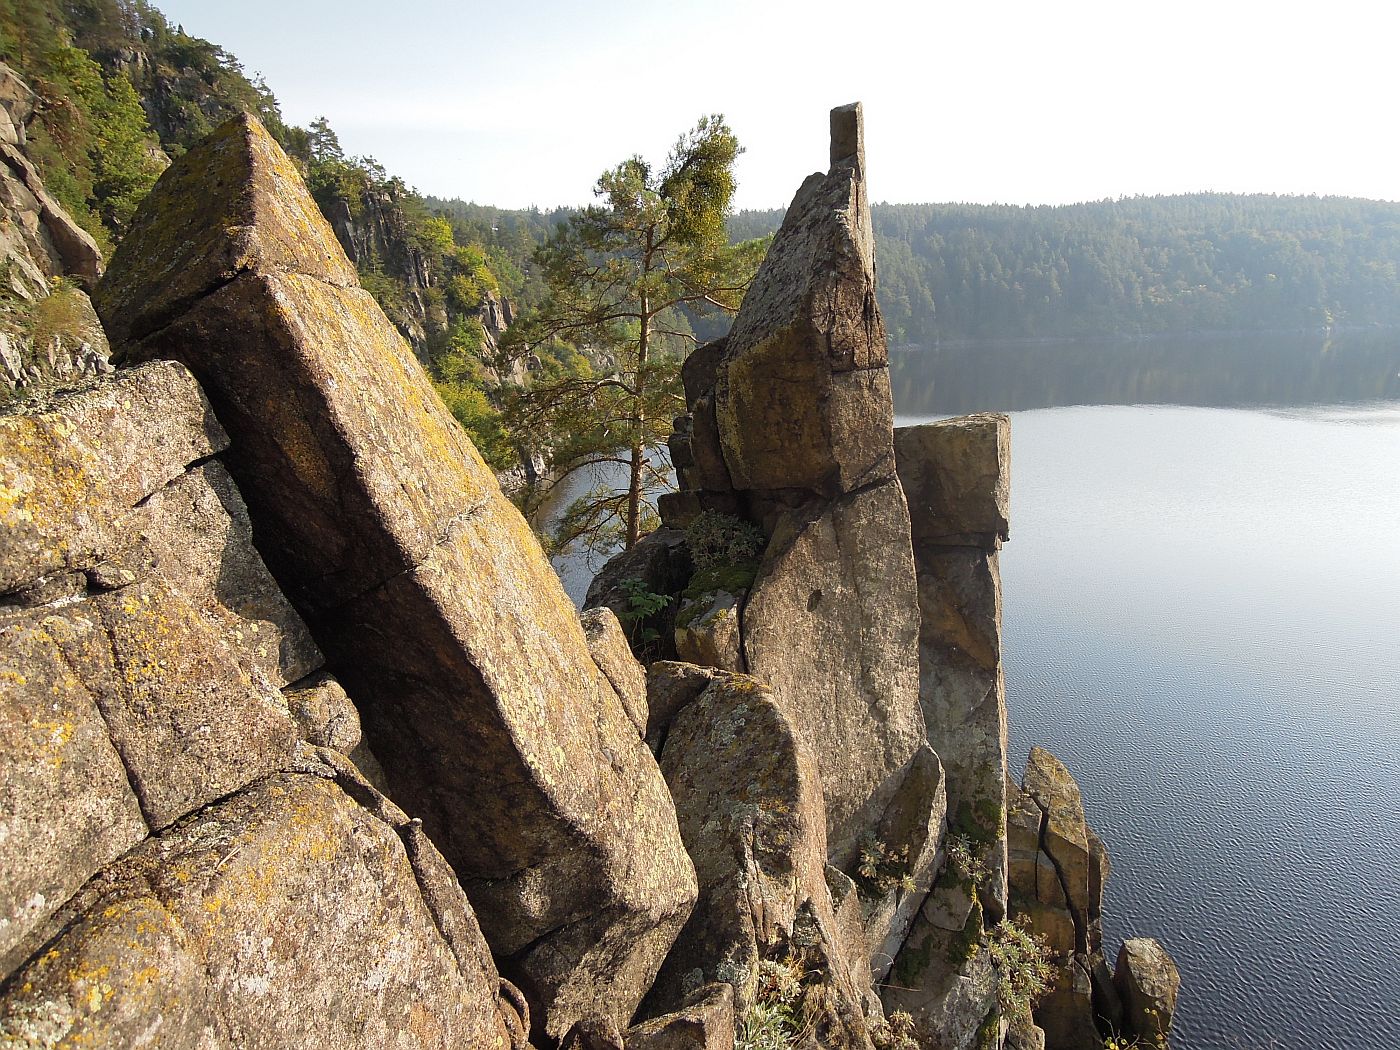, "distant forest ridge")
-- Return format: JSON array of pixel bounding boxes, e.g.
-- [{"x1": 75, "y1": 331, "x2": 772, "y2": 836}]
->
[{"x1": 726, "y1": 194, "x2": 1400, "y2": 344}]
